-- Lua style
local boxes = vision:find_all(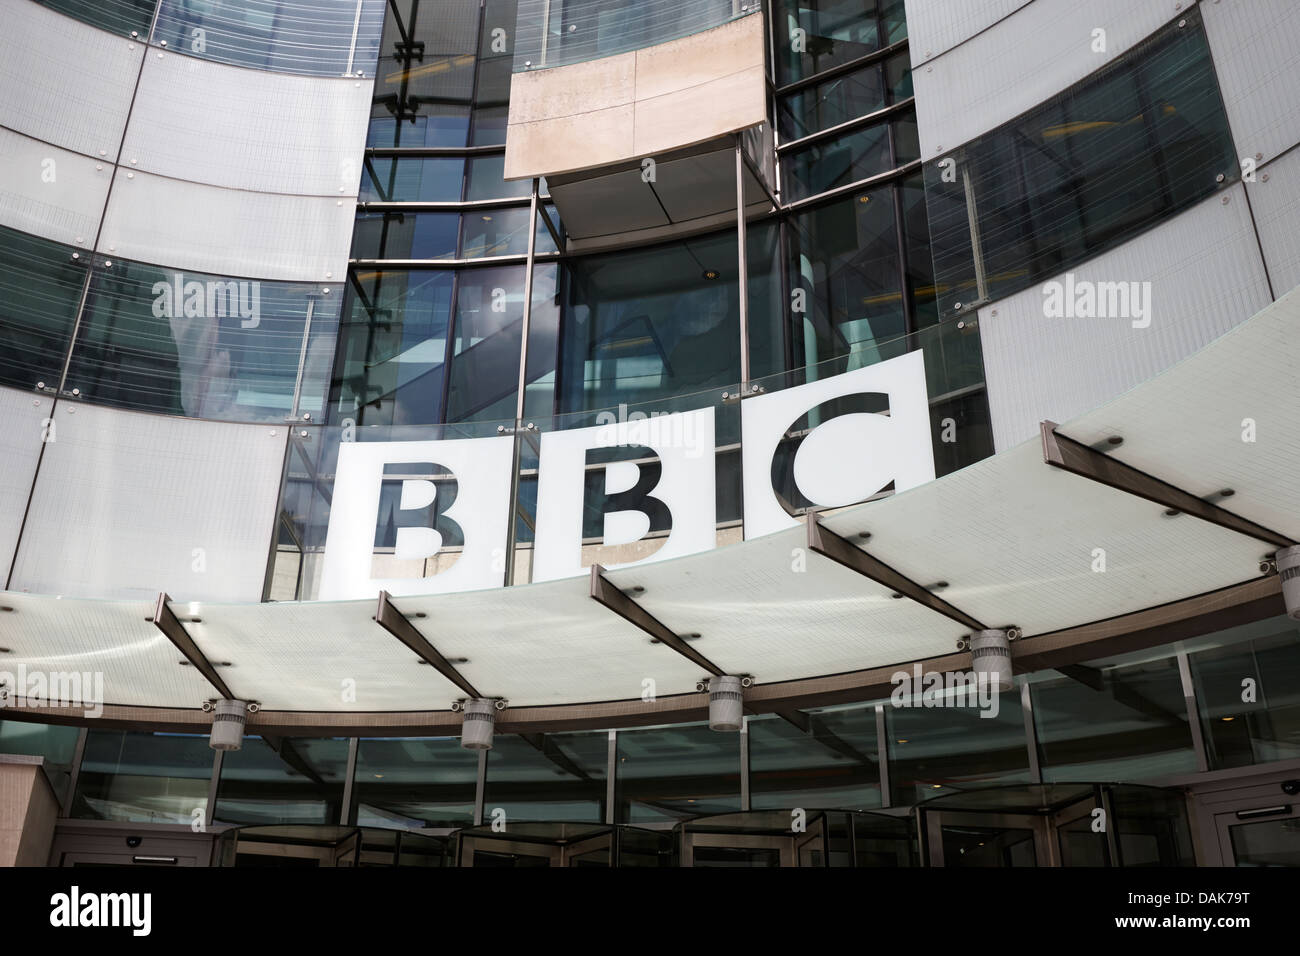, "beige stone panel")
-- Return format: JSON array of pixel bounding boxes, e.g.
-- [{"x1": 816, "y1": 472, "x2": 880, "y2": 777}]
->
[
  {"x1": 0, "y1": 762, "x2": 56, "y2": 867},
  {"x1": 507, "y1": 52, "x2": 636, "y2": 125},
  {"x1": 505, "y1": 105, "x2": 636, "y2": 180},
  {"x1": 633, "y1": 65, "x2": 767, "y2": 157},
  {"x1": 634, "y1": 15, "x2": 765, "y2": 102}
]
